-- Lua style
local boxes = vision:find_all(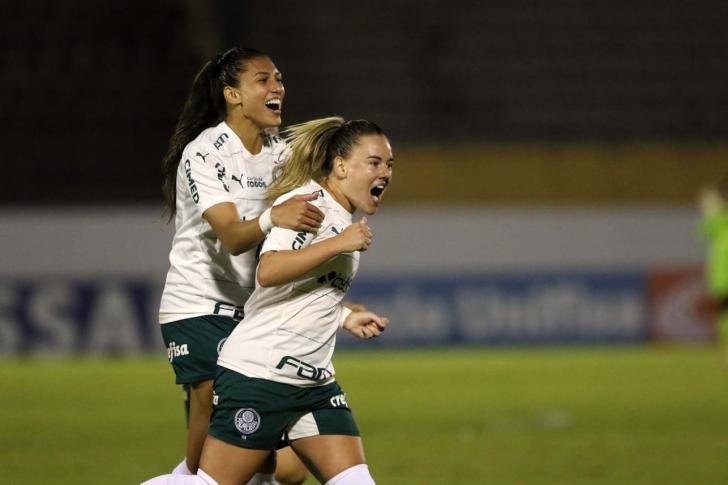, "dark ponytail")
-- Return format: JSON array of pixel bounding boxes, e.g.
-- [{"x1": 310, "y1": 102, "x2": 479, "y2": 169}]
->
[{"x1": 161, "y1": 47, "x2": 269, "y2": 220}]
